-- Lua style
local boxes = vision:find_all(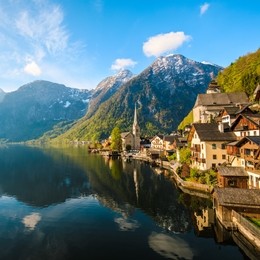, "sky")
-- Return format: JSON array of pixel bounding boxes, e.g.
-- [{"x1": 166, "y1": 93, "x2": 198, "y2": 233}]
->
[{"x1": 0, "y1": 0, "x2": 259, "y2": 92}]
